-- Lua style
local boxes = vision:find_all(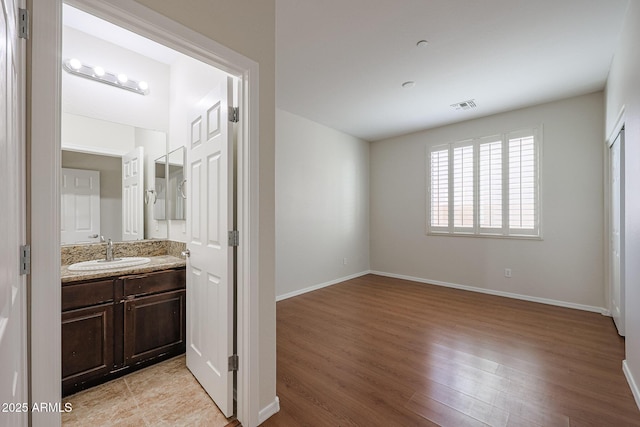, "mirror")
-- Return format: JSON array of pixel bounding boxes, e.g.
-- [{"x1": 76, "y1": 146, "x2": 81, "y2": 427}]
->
[
  {"x1": 153, "y1": 155, "x2": 167, "y2": 220},
  {"x1": 167, "y1": 147, "x2": 186, "y2": 220},
  {"x1": 61, "y1": 112, "x2": 169, "y2": 244}
]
